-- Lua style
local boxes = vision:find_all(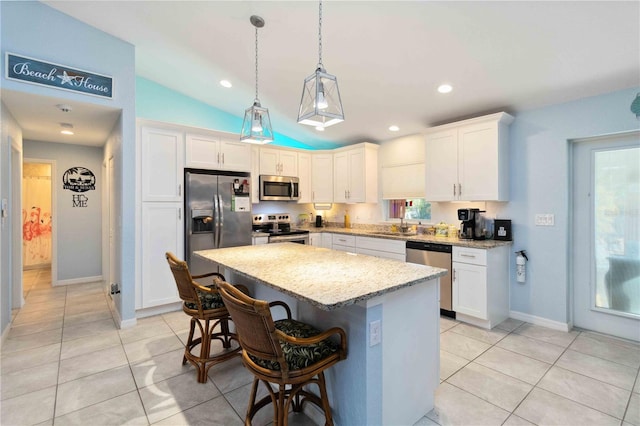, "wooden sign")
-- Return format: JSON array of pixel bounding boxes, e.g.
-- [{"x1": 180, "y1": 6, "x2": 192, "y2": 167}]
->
[{"x1": 6, "y1": 53, "x2": 113, "y2": 99}]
